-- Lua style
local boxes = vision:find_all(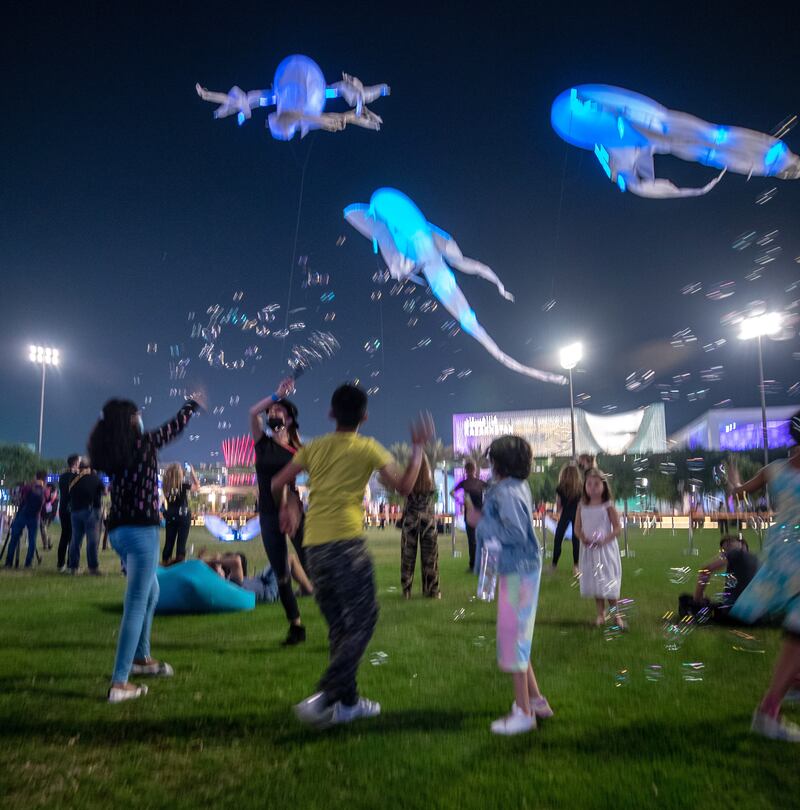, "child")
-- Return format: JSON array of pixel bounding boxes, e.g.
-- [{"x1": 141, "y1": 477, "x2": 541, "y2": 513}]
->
[
  {"x1": 551, "y1": 462, "x2": 582, "y2": 574},
  {"x1": 400, "y1": 454, "x2": 440, "y2": 599},
  {"x1": 574, "y1": 468, "x2": 624, "y2": 628},
  {"x1": 271, "y1": 383, "x2": 434, "y2": 728},
  {"x1": 470, "y1": 435, "x2": 552, "y2": 736}
]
